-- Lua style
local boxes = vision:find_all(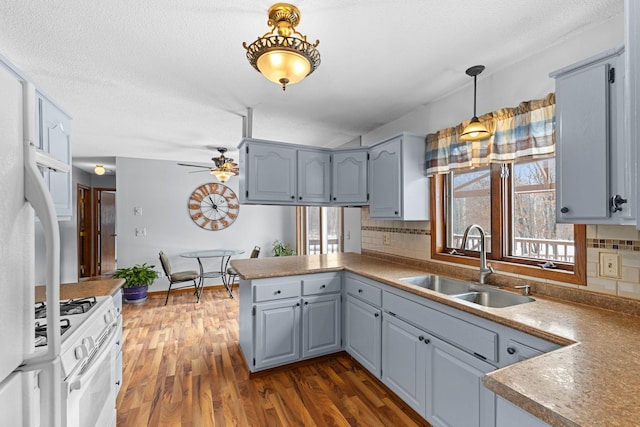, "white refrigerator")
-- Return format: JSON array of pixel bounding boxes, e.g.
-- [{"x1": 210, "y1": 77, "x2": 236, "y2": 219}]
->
[{"x1": 0, "y1": 59, "x2": 64, "y2": 426}]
